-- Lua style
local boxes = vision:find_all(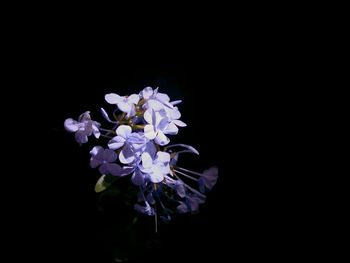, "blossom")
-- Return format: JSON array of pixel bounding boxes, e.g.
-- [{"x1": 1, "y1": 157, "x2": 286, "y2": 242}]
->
[
  {"x1": 89, "y1": 146, "x2": 133, "y2": 176},
  {"x1": 139, "y1": 151, "x2": 170, "y2": 183},
  {"x1": 64, "y1": 86, "x2": 218, "y2": 226},
  {"x1": 64, "y1": 111, "x2": 100, "y2": 144},
  {"x1": 105, "y1": 93, "x2": 140, "y2": 117}
]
